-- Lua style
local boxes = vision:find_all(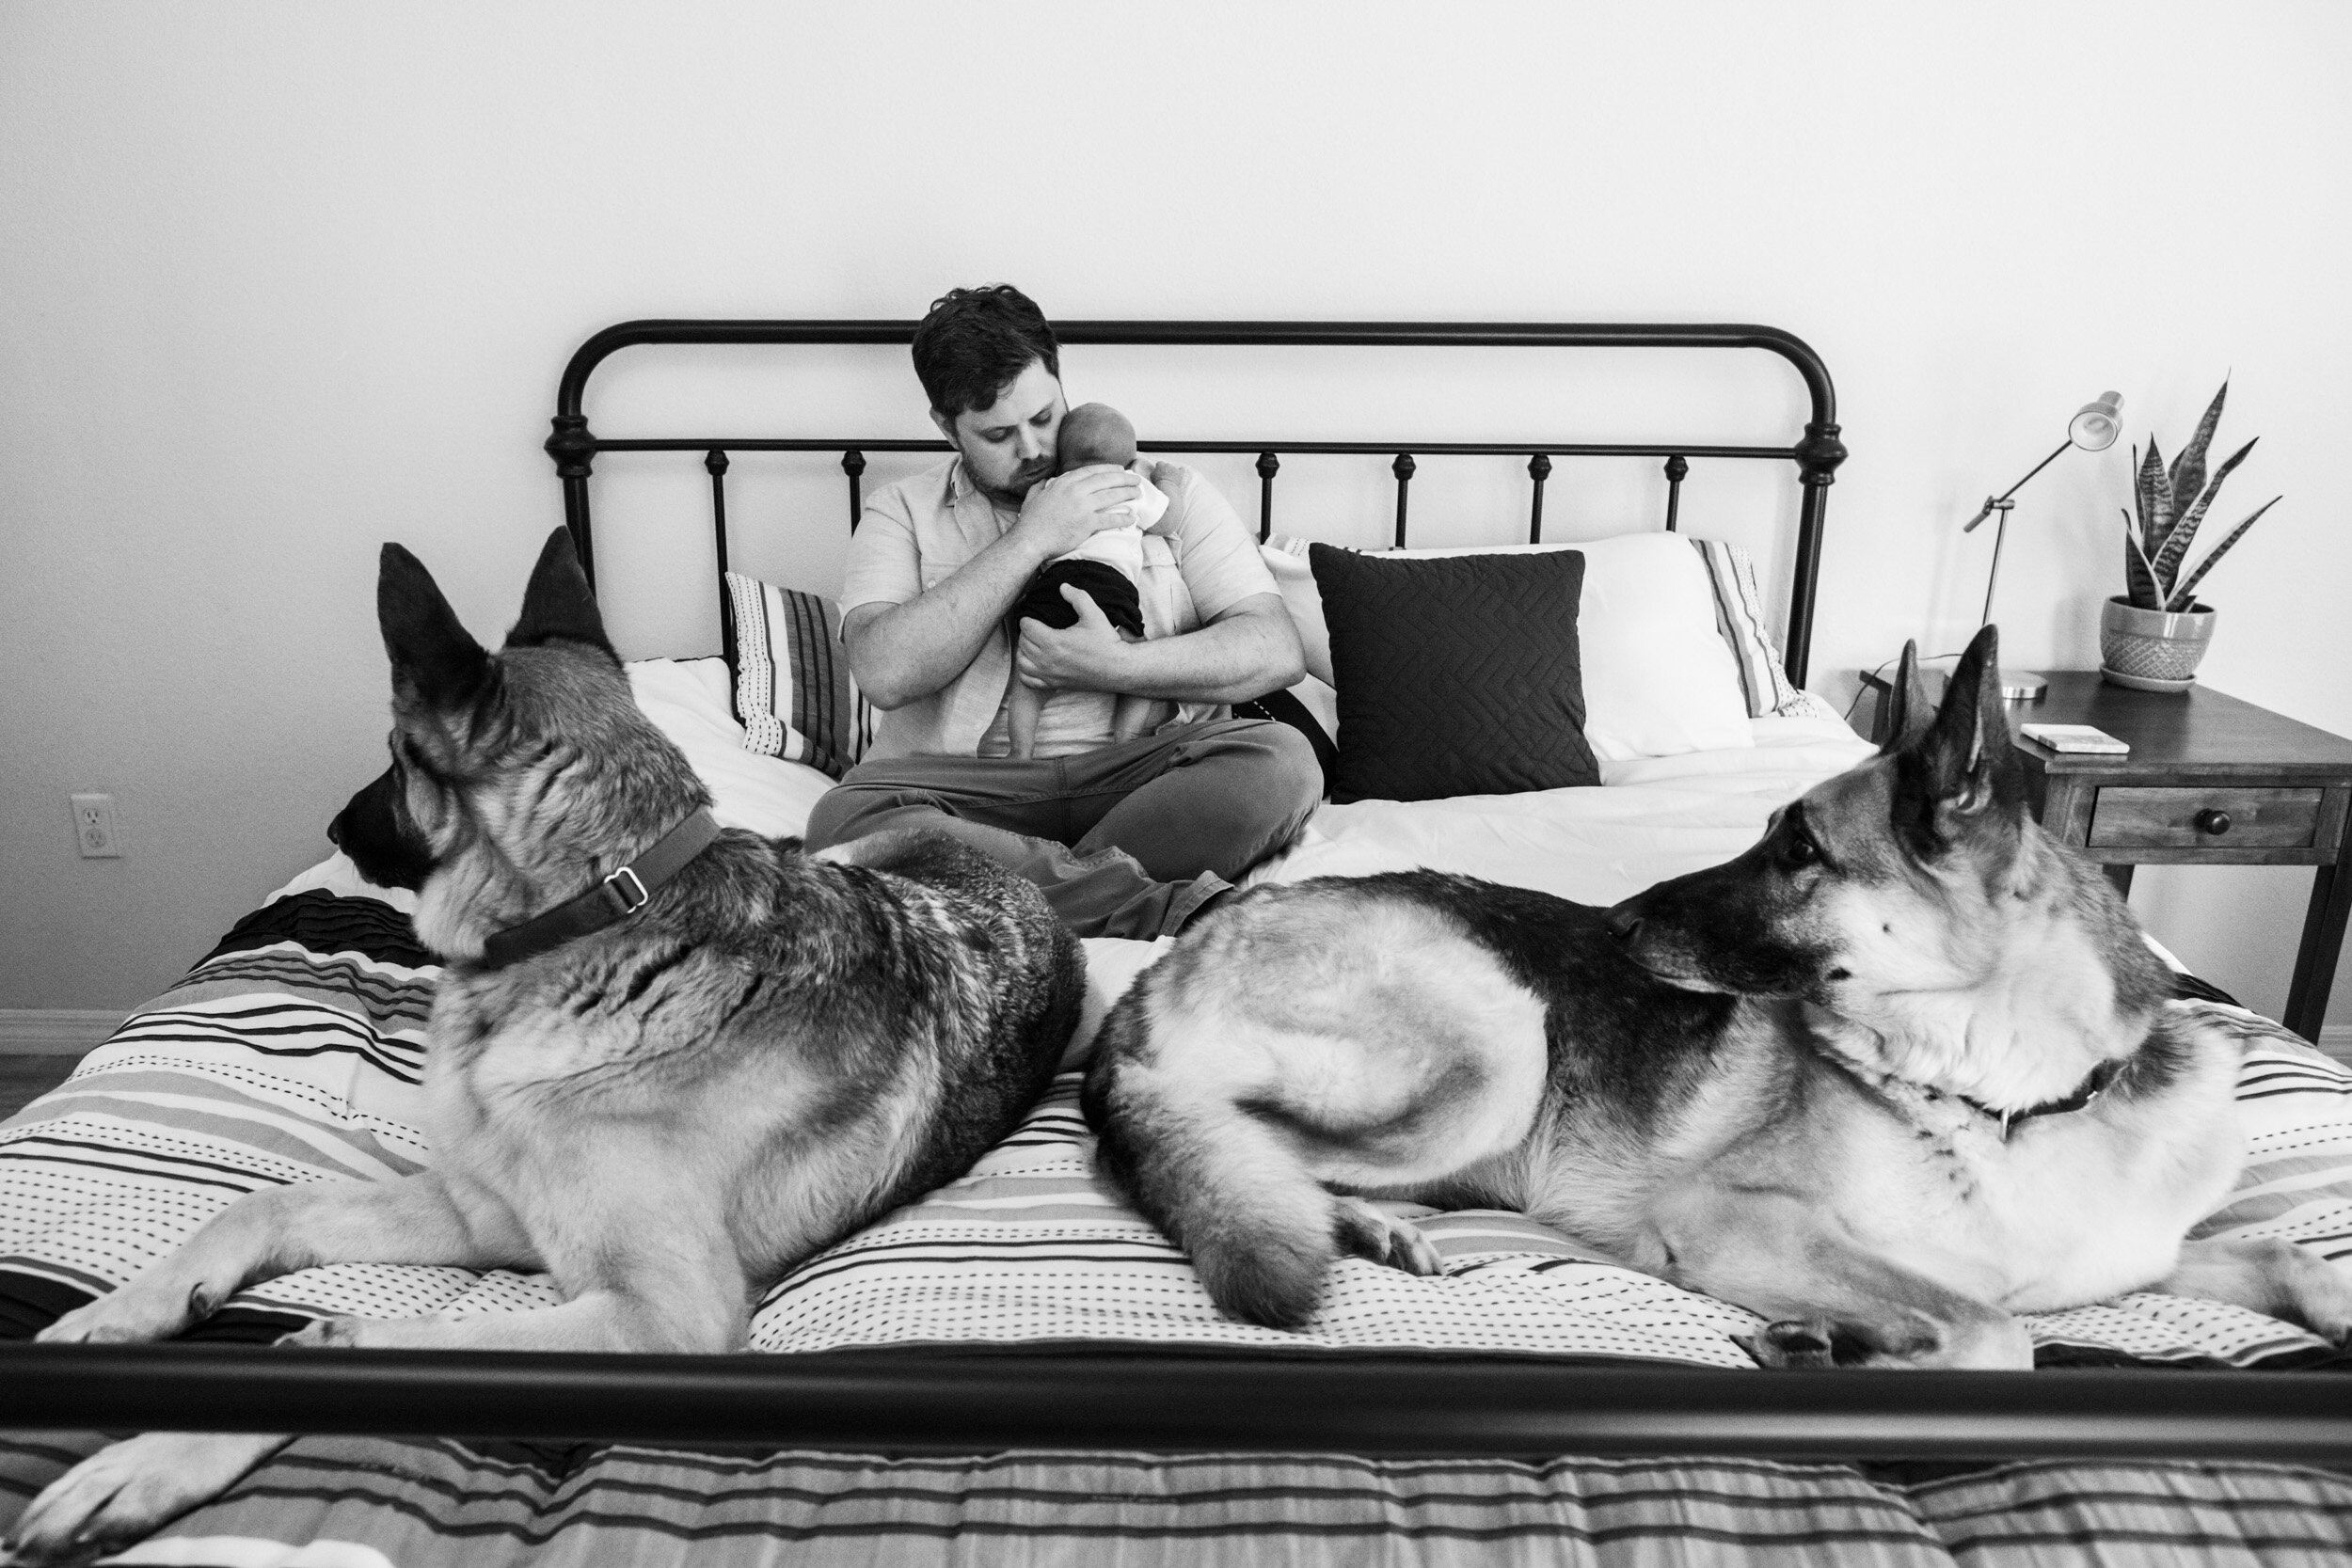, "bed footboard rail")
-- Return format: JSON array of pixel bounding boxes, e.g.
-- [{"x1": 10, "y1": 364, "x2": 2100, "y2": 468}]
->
[
  {"x1": 548, "y1": 319, "x2": 1845, "y2": 687},
  {"x1": 8, "y1": 1344, "x2": 2346, "y2": 1463}
]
